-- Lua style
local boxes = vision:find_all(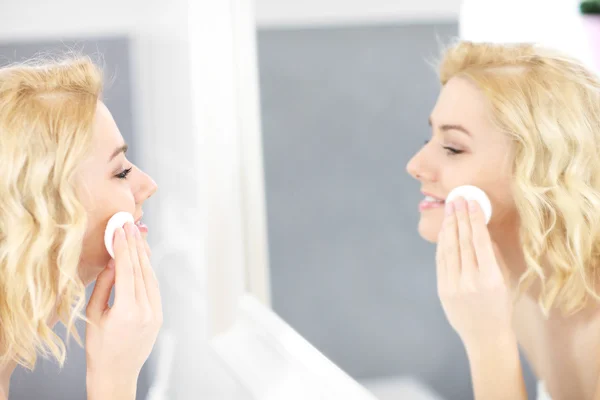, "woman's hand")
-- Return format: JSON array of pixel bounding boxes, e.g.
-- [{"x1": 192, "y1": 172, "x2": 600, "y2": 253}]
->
[
  {"x1": 437, "y1": 197, "x2": 527, "y2": 399},
  {"x1": 436, "y1": 197, "x2": 514, "y2": 348},
  {"x1": 85, "y1": 222, "x2": 163, "y2": 399}
]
